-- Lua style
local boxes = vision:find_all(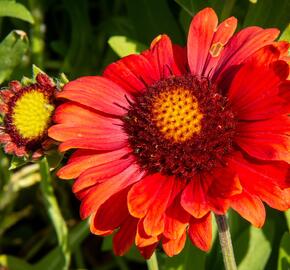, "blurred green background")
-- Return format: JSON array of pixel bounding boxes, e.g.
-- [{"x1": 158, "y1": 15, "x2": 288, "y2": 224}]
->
[{"x1": 0, "y1": 0, "x2": 289, "y2": 269}]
